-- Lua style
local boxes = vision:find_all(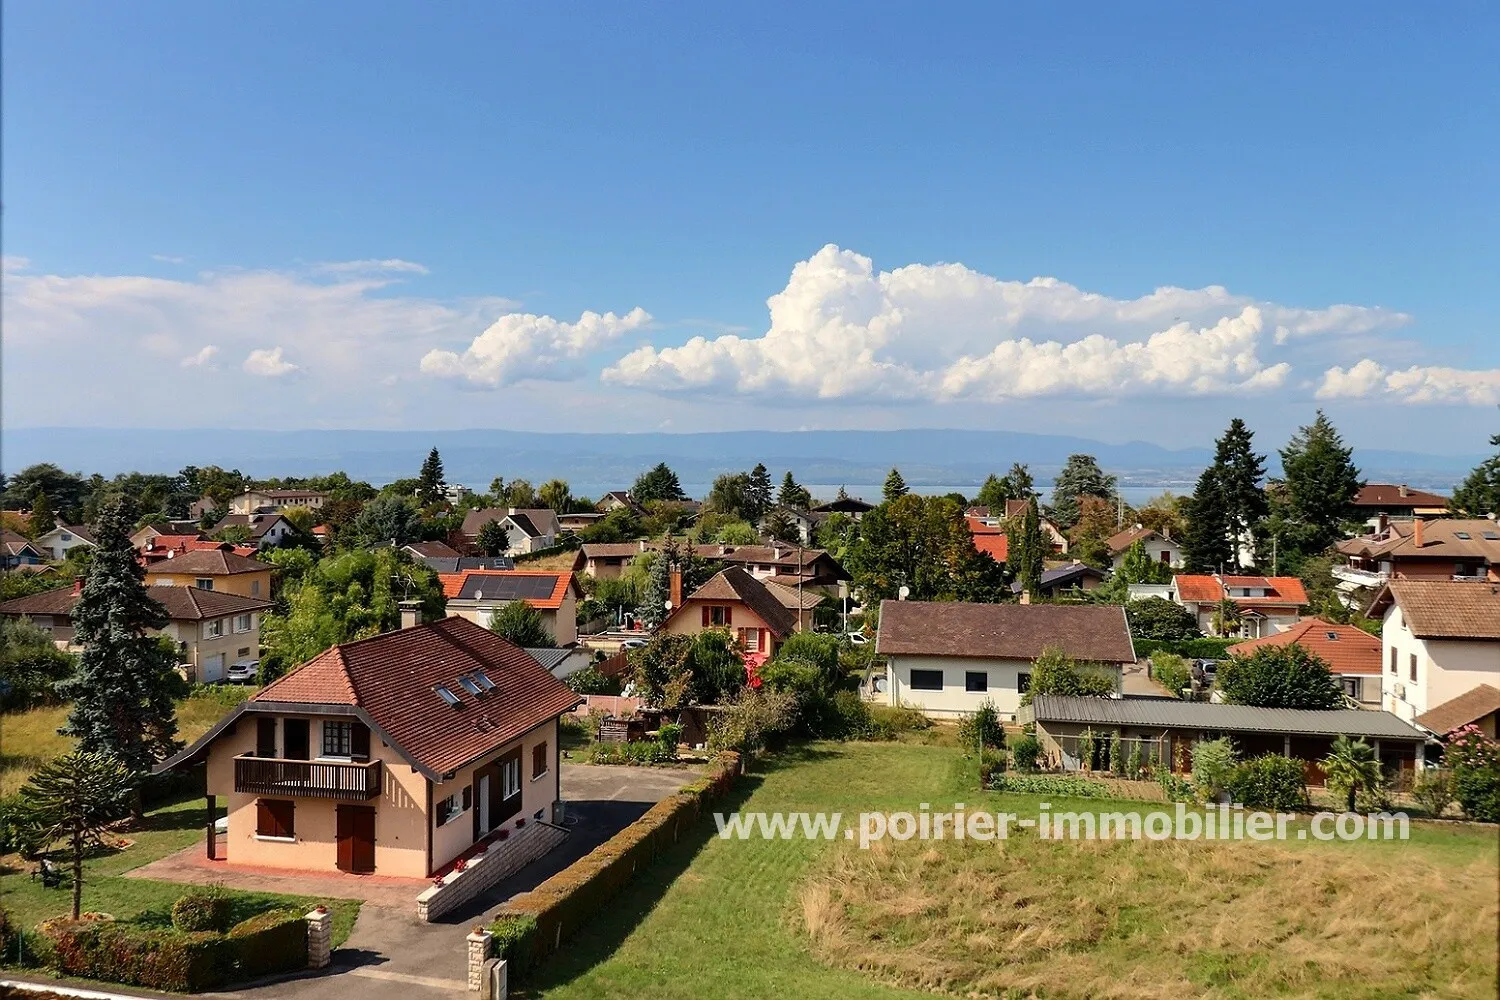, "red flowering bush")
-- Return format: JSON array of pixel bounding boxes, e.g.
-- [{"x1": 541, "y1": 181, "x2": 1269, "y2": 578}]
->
[{"x1": 1445, "y1": 725, "x2": 1500, "y2": 823}]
